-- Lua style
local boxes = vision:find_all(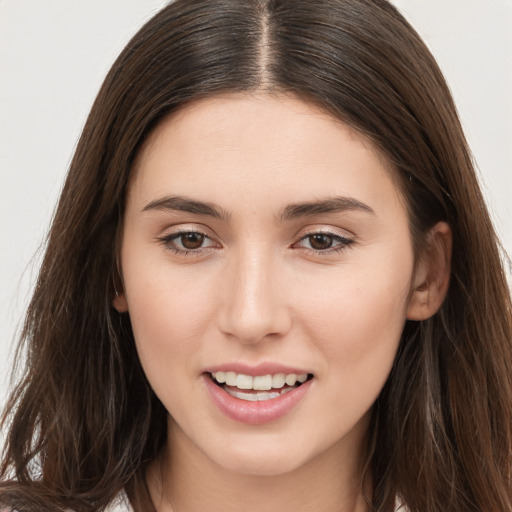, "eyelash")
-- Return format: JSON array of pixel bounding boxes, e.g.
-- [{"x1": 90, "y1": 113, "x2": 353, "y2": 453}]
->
[
  {"x1": 157, "y1": 230, "x2": 218, "y2": 255},
  {"x1": 156, "y1": 230, "x2": 355, "y2": 256},
  {"x1": 293, "y1": 232, "x2": 355, "y2": 254}
]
